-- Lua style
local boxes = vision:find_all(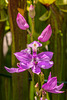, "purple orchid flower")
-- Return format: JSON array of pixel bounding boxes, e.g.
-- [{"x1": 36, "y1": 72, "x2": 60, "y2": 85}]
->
[
  {"x1": 16, "y1": 13, "x2": 29, "y2": 30},
  {"x1": 38, "y1": 24, "x2": 52, "y2": 42},
  {"x1": 42, "y1": 72, "x2": 64, "y2": 93},
  {"x1": 5, "y1": 41, "x2": 53, "y2": 75}
]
